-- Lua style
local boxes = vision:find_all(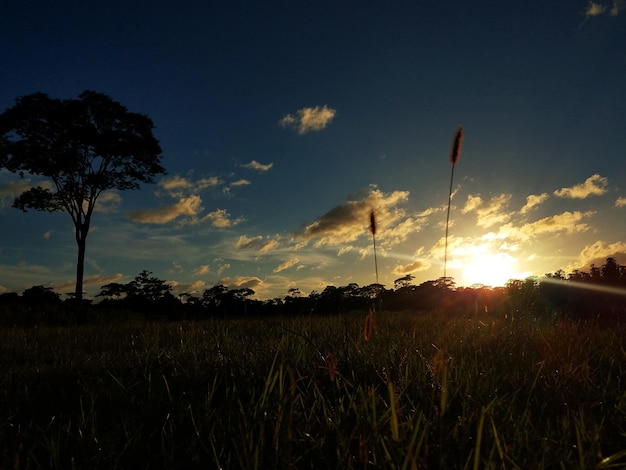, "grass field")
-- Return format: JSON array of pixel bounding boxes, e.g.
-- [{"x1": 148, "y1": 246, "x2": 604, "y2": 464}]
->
[{"x1": 1, "y1": 310, "x2": 626, "y2": 469}]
